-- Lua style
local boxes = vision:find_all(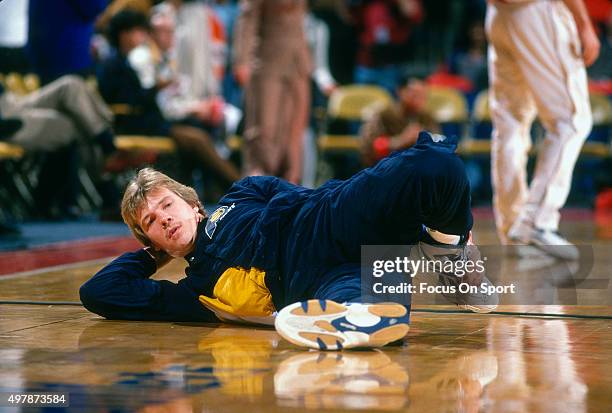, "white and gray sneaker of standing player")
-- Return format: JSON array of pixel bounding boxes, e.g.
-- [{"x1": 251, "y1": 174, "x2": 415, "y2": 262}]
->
[
  {"x1": 508, "y1": 219, "x2": 579, "y2": 261},
  {"x1": 418, "y1": 232, "x2": 499, "y2": 313},
  {"x1": 275, "y1": 300, "x2": 410, "y2": 350}
]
